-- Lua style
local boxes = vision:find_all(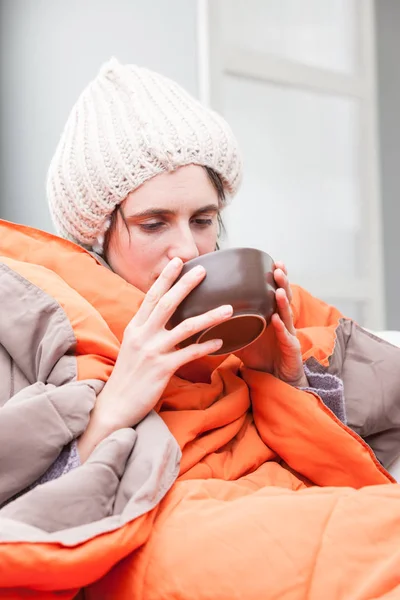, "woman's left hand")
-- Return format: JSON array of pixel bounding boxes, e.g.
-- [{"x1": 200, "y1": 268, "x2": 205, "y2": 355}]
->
[{"x1": 235, "y1": 262, "x2": 308, "y2": 388}]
